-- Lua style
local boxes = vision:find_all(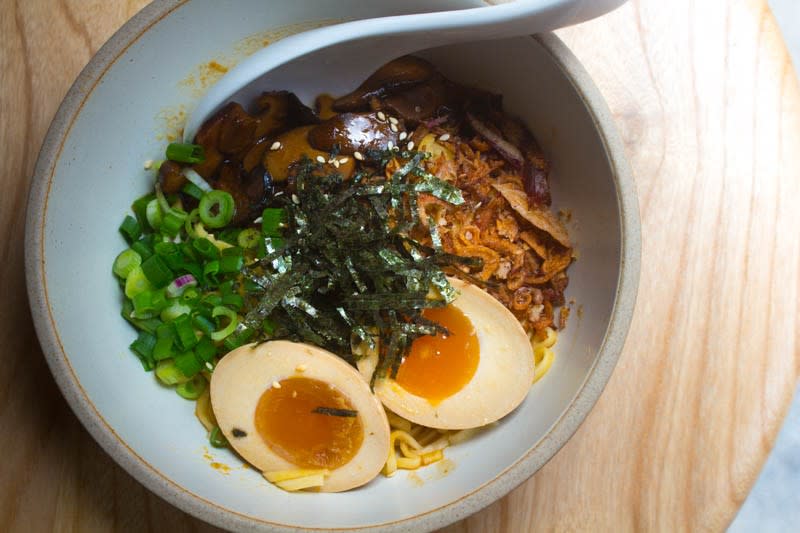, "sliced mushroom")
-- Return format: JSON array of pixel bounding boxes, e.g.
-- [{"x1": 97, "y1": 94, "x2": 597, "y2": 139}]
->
[
  {"x1": 333, "y1": 56, "x2": 436, "y2": 111},
  {"x1": 307, "y1": 112, "x2": 400, "y2": 155},
  {"x1": 212, "y1": 161, "x2": 273, "y2": 226},
  {"x1": 254, "y1": 91, "x2": 318, "y2": 138}
]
